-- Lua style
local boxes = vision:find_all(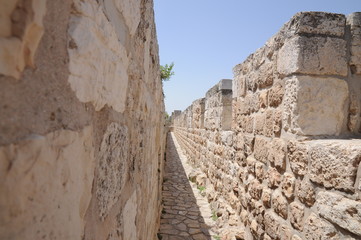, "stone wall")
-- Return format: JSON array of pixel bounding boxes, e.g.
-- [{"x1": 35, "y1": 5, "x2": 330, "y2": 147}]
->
[
  {"x1": 0, "y1": 1, "x2": 165, "y2": 240},
  {"x1": 172, "y1": 12, "x2": 361, "y2": 239}
]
